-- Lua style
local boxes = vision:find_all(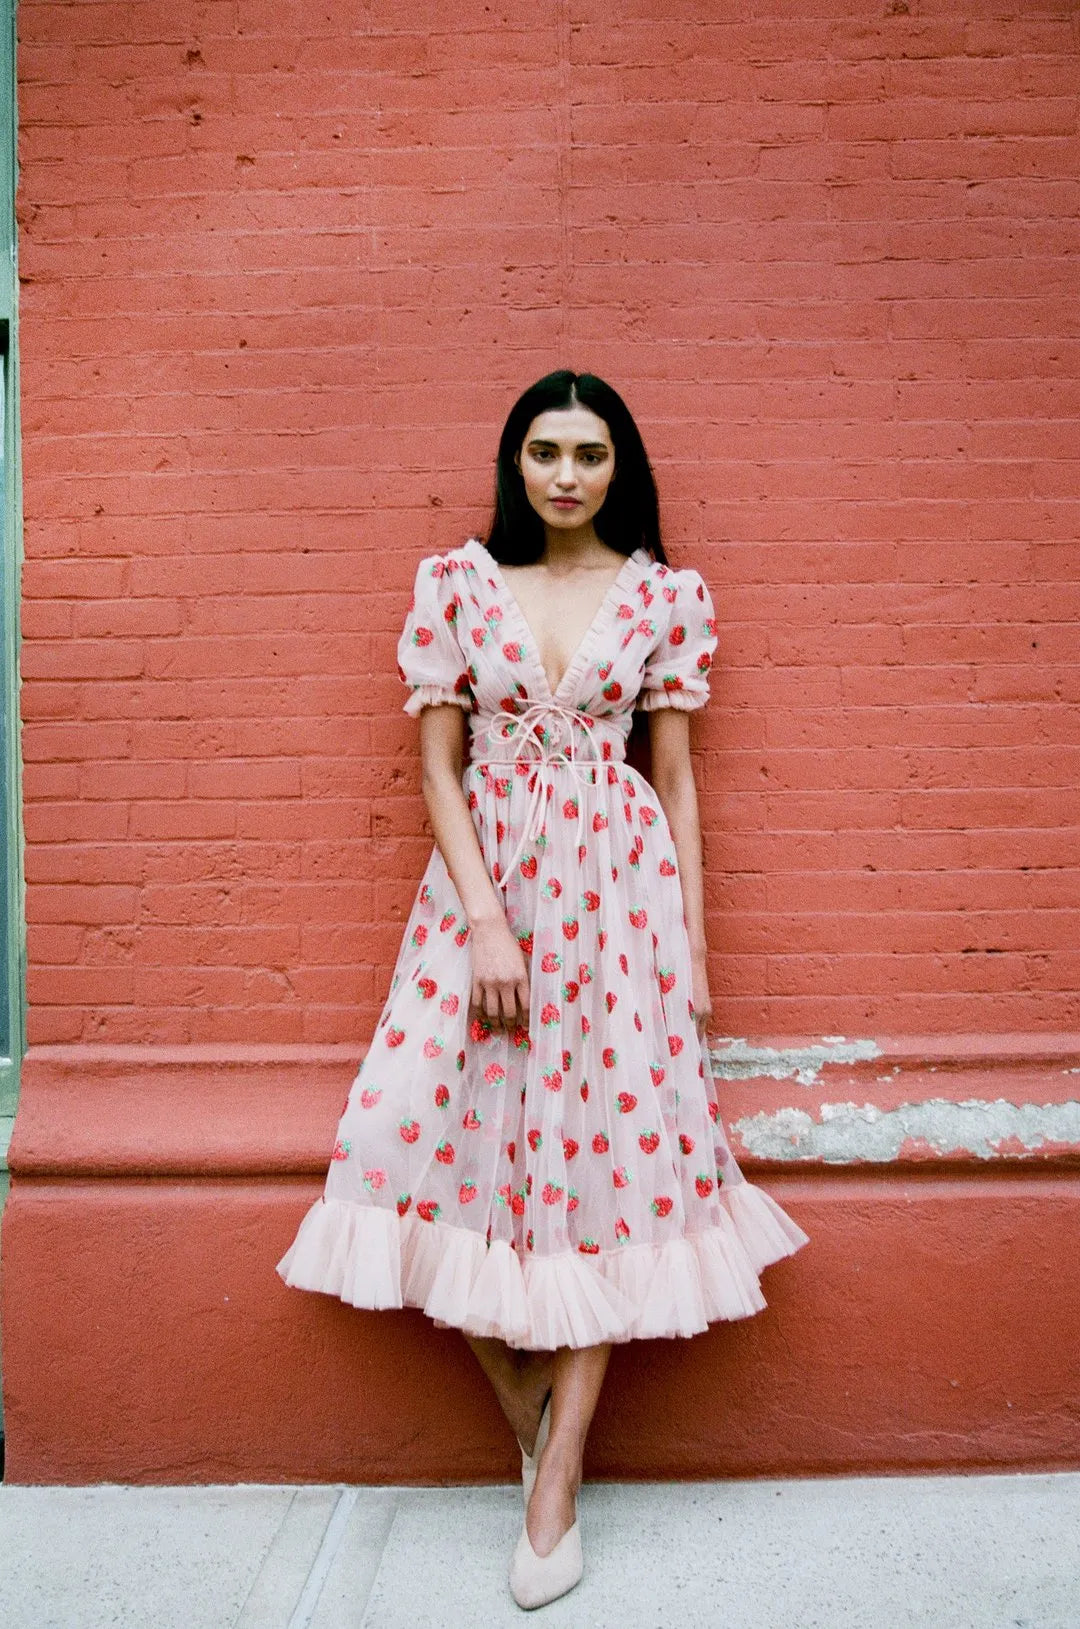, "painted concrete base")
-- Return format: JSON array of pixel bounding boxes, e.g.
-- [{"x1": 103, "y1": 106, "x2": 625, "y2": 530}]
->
[
  {"x1": 2, "y1": 1474, "x2": 1078, "y2": 1629},
  {"x1": 3, "y1": 1040, "x2": 1080, "y2": 1482}
]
